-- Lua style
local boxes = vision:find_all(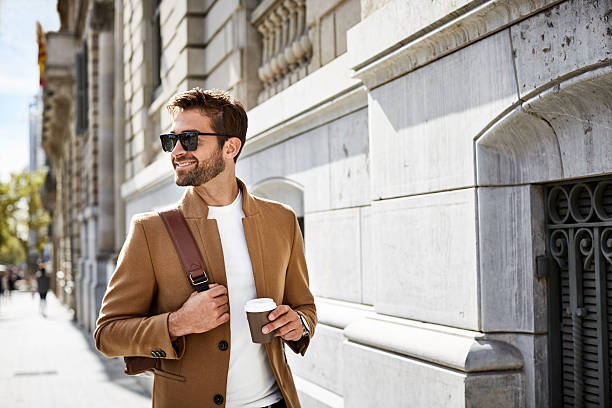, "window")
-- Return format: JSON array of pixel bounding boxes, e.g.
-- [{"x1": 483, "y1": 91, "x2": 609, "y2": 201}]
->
[
  {"x1": 546, "y1": 177, "x2": 612, "y2": 407},
  {"x1": 75, "y1": 41, "x2": 88, "y2": 134},
  {"x1": 152, "y1": 0, "x2": 162, "y2": 91}
]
